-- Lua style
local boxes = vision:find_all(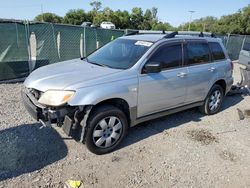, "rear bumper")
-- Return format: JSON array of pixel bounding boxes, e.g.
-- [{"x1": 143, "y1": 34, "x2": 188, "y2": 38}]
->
[{"x1": 226, "y1": 77, "x2": 234, "y2": 94}]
